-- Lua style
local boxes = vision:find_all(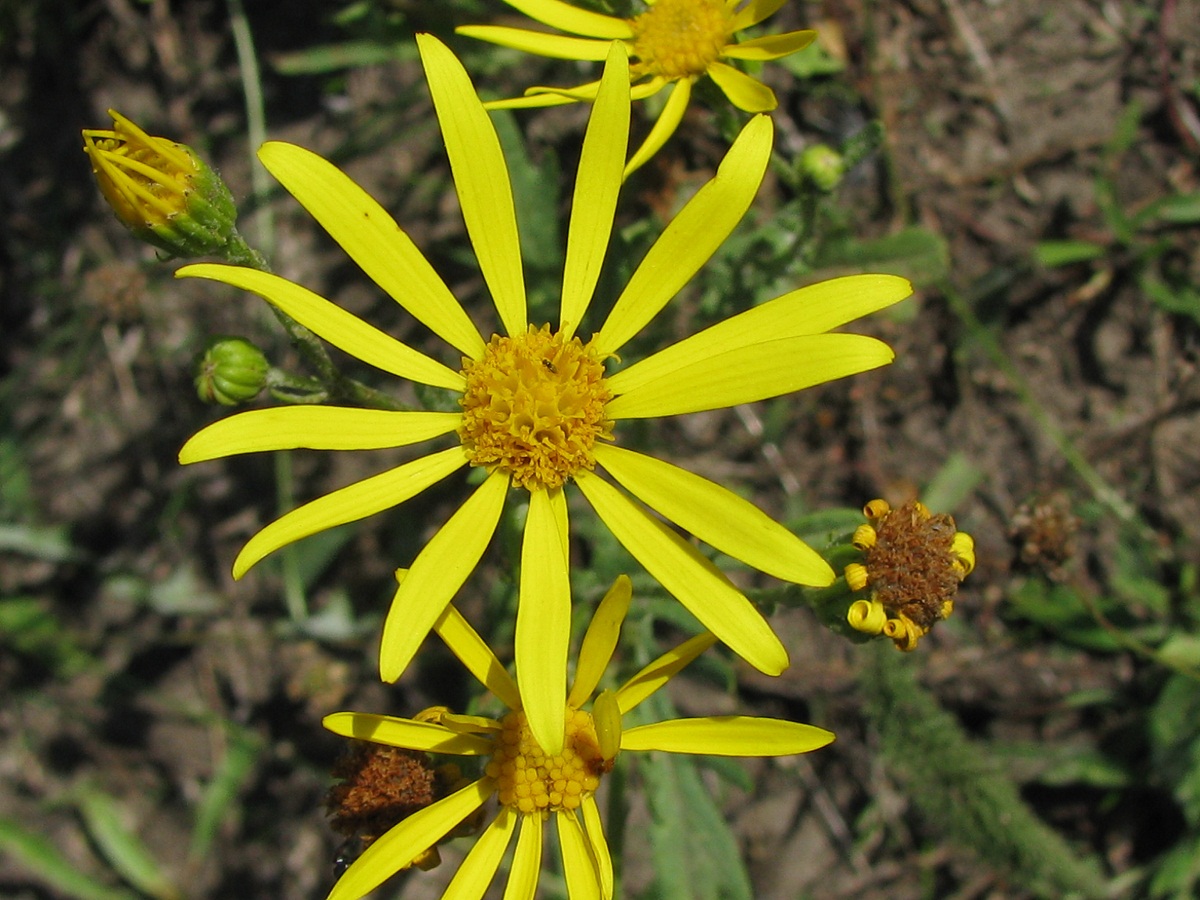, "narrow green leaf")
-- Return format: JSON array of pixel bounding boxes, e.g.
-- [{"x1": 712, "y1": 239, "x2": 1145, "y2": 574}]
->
[
  {"x1": 189, "y1": 725, "x2": 263, "y2": 862},
  {"x1": 76, "y1": 788, "x2": 182, "y2": 900},
  {"x1": 0, "y1": 816, "x2": 138, "y2": 900},
  {"x1": 1033, "y1": 240, "x2": 1106, "y2": 268}
]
